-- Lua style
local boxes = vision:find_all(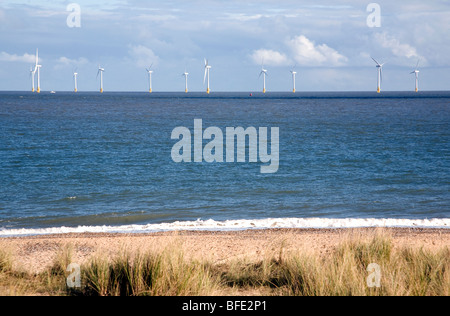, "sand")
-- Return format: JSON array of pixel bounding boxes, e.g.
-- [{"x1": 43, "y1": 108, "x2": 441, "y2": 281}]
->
[{"x1": 0, "y1": 228, "x2": 449, "y2": 274}]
